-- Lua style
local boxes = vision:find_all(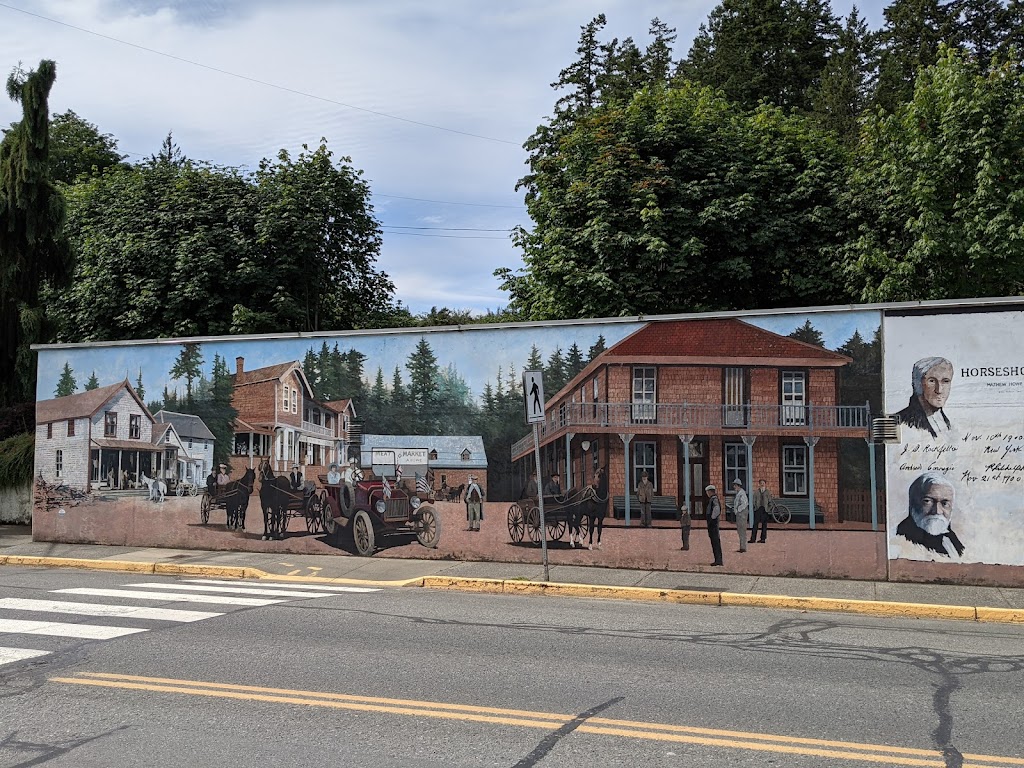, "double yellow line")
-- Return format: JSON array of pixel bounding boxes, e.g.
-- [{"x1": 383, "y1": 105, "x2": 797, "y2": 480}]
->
[{"x1": 51, "y1": 673, "x2": 1024, "y2": 767}]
